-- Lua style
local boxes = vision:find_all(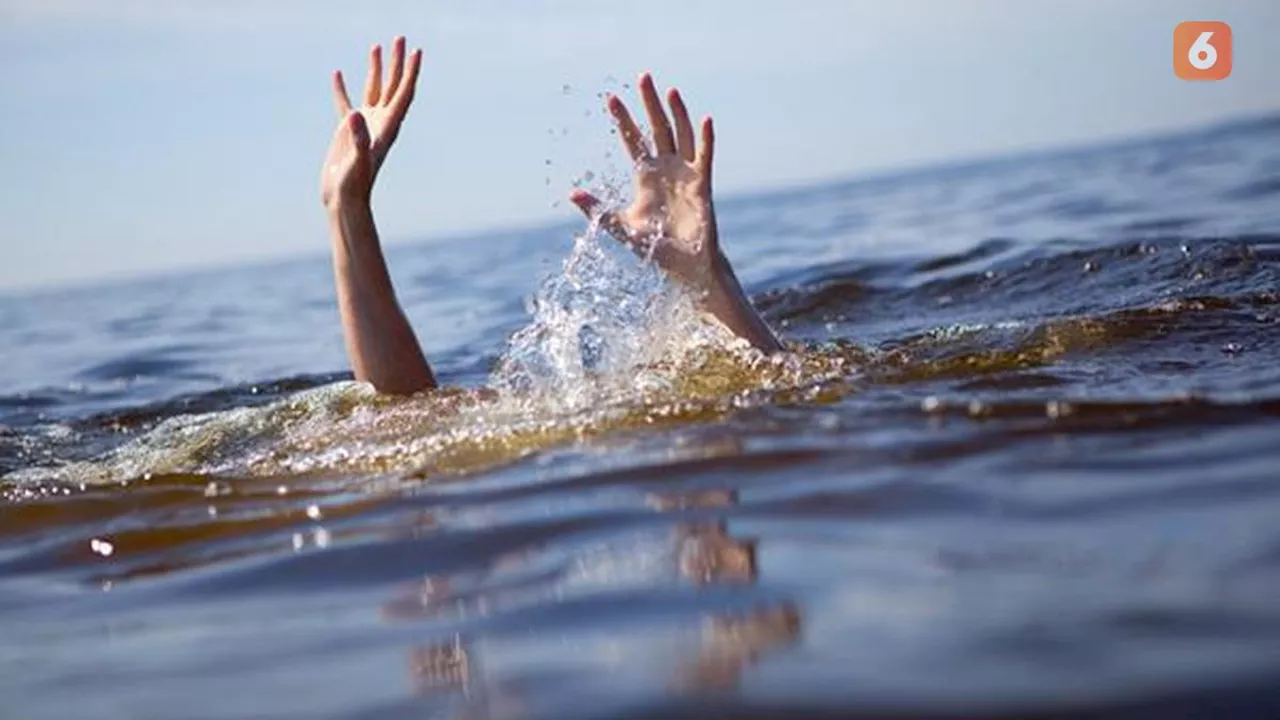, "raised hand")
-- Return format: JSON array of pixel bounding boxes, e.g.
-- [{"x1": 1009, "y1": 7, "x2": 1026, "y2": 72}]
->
[
  {"x1": 571, "y1": 73, "x2": 783, "y2": 353},
  {"x1": 570, "y1": 73, "x2": 720, "y2": 291},
  {"x1": 321, "y1": 36, "x2": 423, "y2": 209},
  {"x1": 321, "y1": 37, "x2": 435, "y2": 395}
]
